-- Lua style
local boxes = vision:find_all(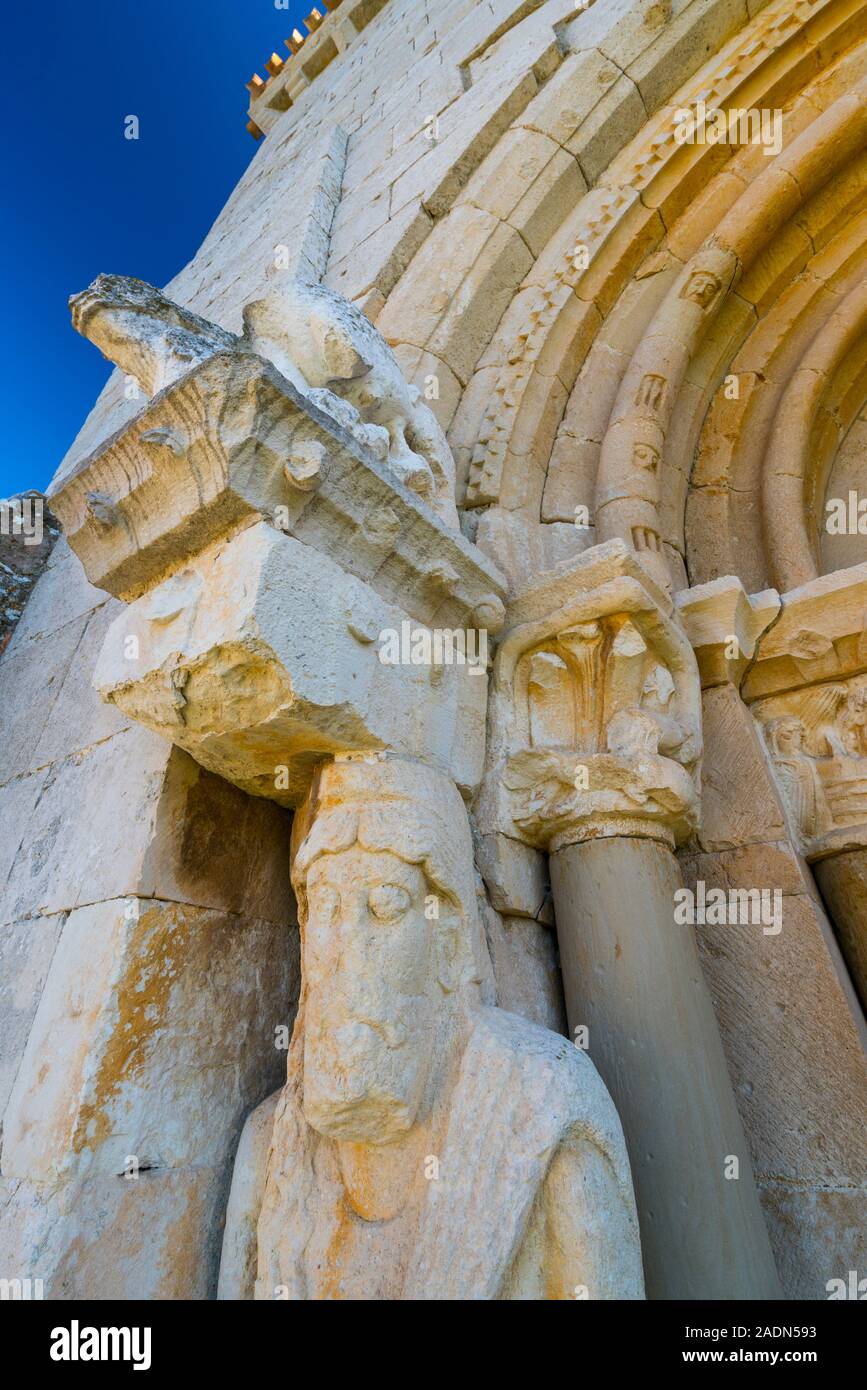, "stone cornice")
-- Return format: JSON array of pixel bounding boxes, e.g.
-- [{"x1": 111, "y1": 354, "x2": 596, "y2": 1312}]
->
[
  {"x1": 676, "y1": 576, "x2": 781, "y2": 690},
  {"x1": 742, "y1": 562, "x2": 867, "y2": 703},
  {"x1": 49, "y1": 350, "x2": 505, "y2": 631}
]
